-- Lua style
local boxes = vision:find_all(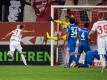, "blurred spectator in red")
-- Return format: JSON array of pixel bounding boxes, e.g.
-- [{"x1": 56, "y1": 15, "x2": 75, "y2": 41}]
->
[
  {"x1": 73, "y1": 0, "x2": 78, "y2": 5},
  {"x1": 32, "y1": 0, "x2": 66, "y2": 21},
  {"x1": 97, "y1": 0, "x2": 107, "y2": 5}
]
